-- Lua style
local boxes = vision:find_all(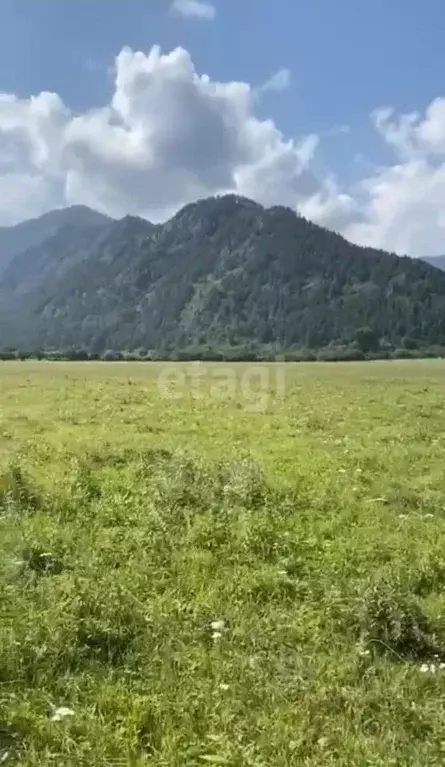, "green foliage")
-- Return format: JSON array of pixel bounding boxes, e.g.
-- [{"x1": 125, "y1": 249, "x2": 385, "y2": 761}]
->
[
  {"x1": 0, "y1": 464, "x2": 40, "y2": 512},
  {"x1": 359, "y1": 581, "x2": 445, "y2": 660},
  {"x1": 356, "y1": 326, "x2": 380, "y2": 353}
]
